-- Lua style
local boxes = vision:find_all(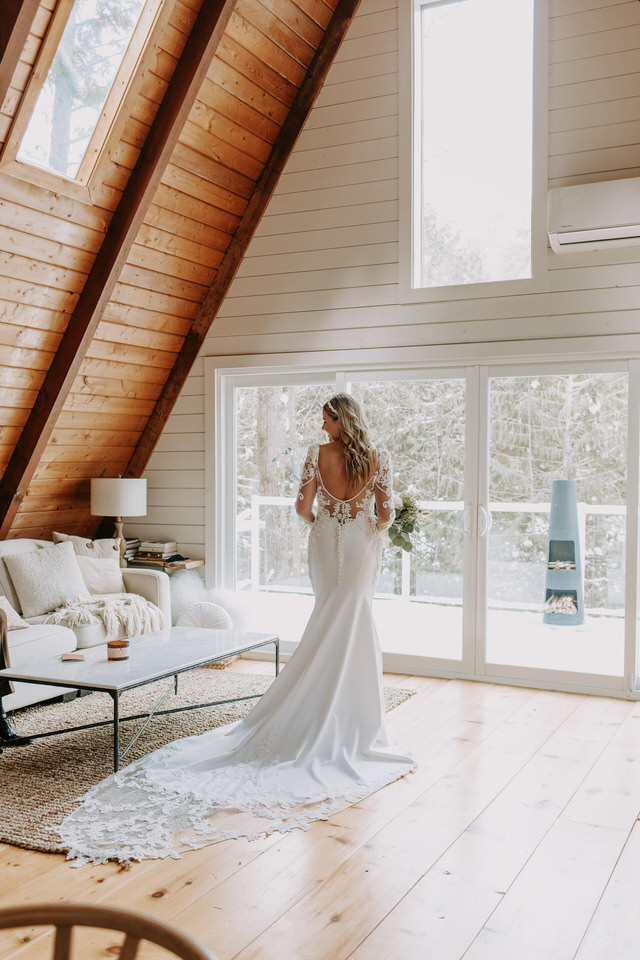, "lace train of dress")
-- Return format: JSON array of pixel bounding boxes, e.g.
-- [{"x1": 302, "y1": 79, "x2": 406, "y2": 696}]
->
[{"x1": 58, "y1": 447, "x2": 416, "y2": 865}]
